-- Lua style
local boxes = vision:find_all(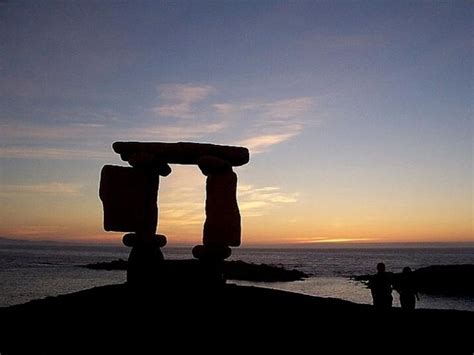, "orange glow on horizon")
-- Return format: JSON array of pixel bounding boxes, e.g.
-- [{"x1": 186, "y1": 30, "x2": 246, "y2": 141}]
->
[{"x1": 1, "y1": 165, "x2": 471, "y2": 245}]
